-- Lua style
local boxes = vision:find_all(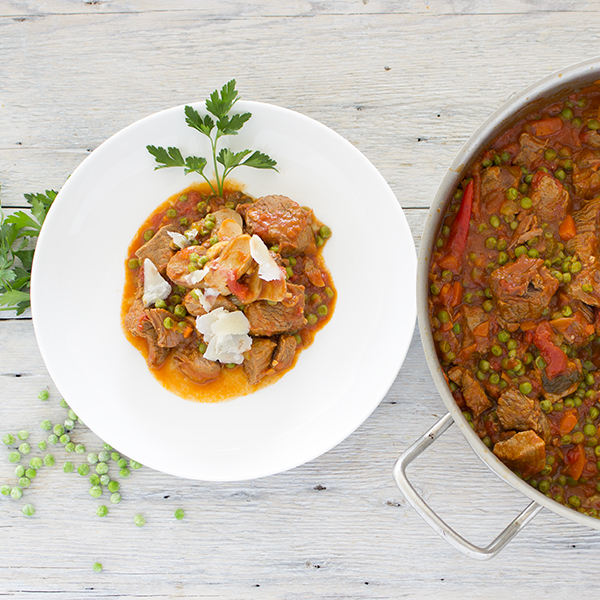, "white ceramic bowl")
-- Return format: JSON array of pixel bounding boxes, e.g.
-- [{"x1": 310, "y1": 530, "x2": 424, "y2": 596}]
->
[{"x1": 31, "y1": 100, "x2": 416, "y2": 481}]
